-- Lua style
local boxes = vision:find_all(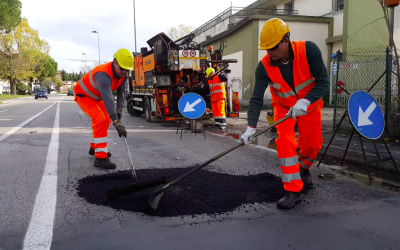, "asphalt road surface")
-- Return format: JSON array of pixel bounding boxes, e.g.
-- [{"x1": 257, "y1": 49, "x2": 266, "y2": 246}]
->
[{"x1": 1, "y1": 95, "x2": 400, "y2": 250}]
